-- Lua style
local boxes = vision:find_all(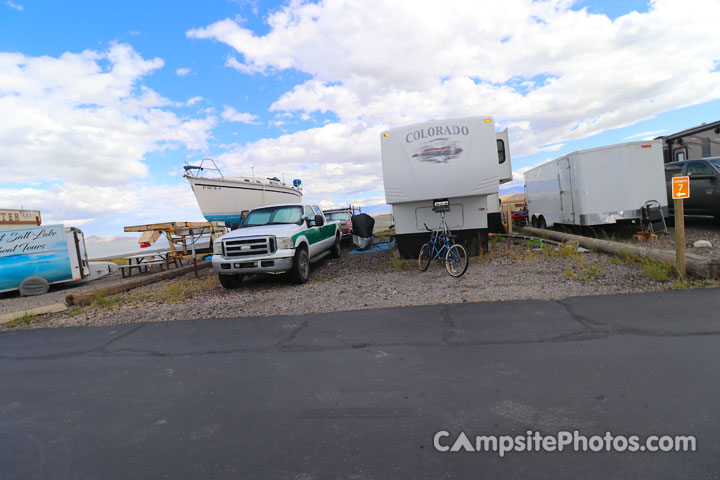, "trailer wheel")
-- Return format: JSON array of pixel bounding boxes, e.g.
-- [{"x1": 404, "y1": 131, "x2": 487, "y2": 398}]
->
[
  {"x1": 538, "y1": 216, "x2": 547, "y2": 230},
  {"x1": 19, "y1": 276, "x2": 50, "y2": 296},
  {"x1": 531, "y1": 216, "x2": 537, "y2": 228},
  {"x1": 218, "y1": 273, "x2": 243, "y2": 289}
]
